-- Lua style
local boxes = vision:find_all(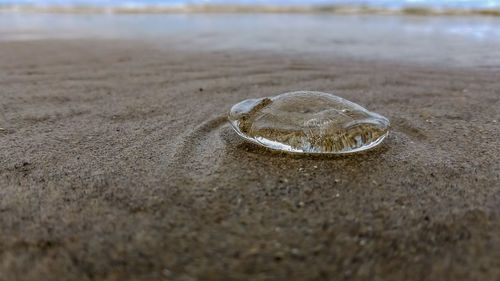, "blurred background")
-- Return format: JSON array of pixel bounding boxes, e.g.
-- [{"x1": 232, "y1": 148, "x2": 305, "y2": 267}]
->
[
  {"x1": 1, "y1": 0, "x2": 500, "y2": 69},
  {"x1": 1, "y1": 0, "x2": 500, "y2": 8}
]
